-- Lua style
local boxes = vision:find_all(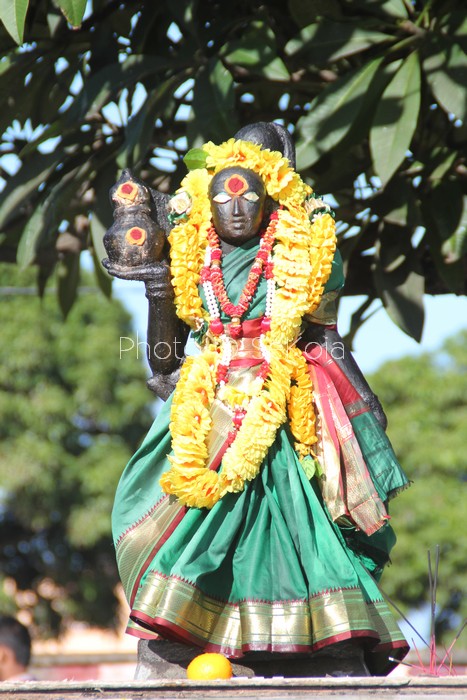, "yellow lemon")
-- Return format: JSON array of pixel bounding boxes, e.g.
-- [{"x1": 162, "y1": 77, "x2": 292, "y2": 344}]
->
[{"x1": 186, "y1": 652, "x2": 233, "y2": 680}]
